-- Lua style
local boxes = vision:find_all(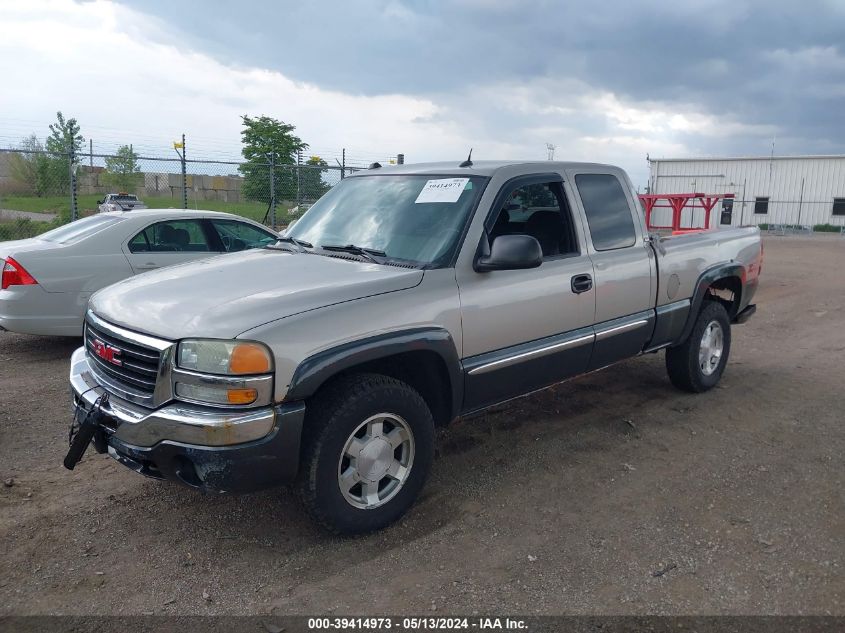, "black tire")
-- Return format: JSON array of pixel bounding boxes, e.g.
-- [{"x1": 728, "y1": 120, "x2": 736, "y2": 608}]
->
[
  {"x1": 666, "y1": 300, "x2": 732, "y2": 393},
  {"x1": 297, "y1": 373, "x2": 435, "y2": 535}
]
